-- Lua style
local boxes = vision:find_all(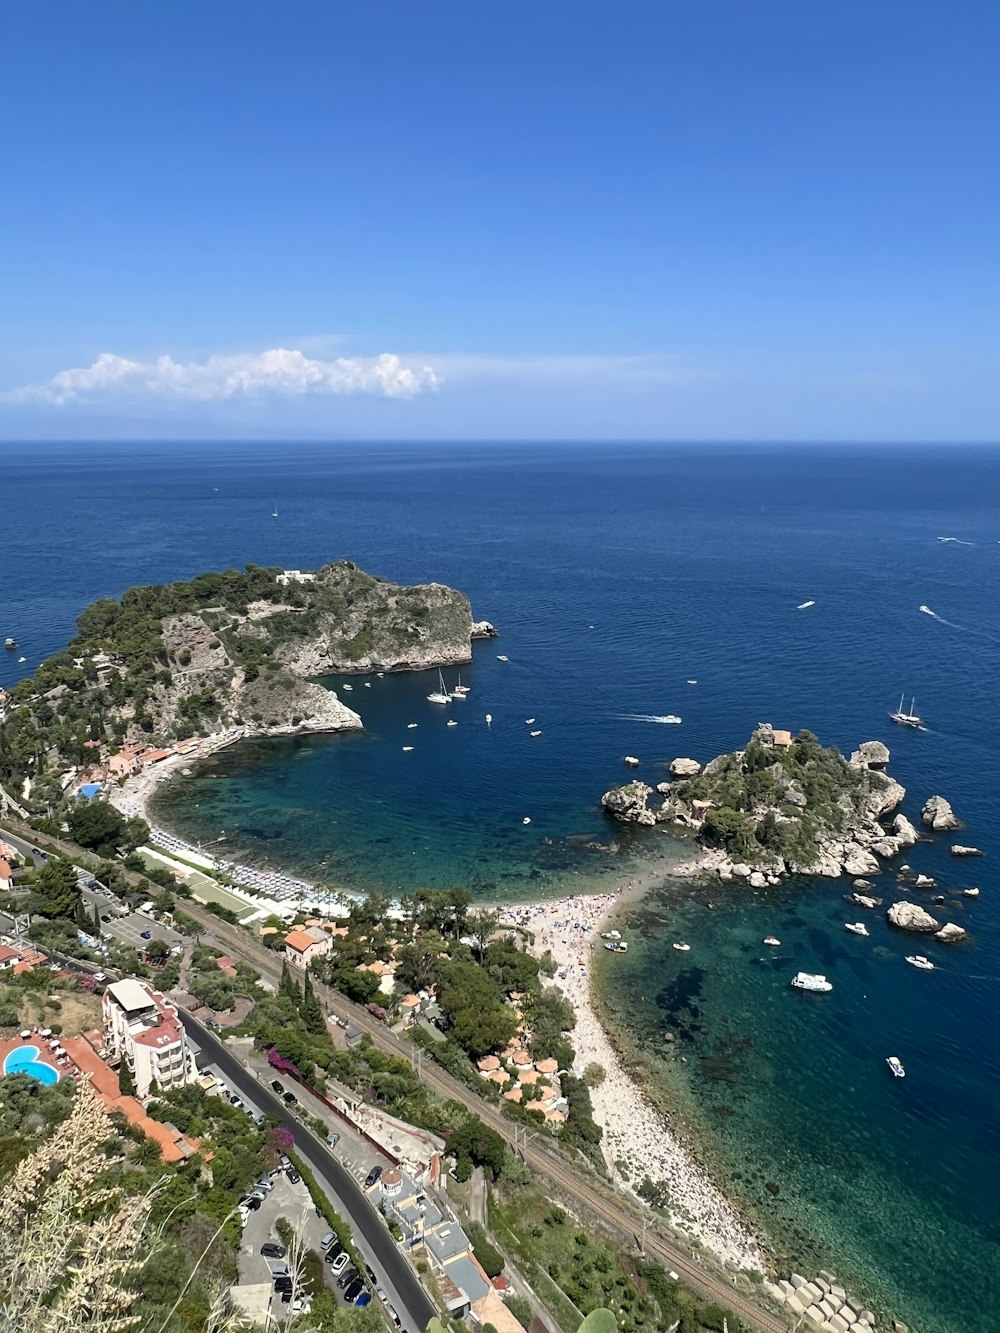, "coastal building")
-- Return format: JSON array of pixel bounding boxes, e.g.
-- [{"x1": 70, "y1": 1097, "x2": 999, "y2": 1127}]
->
[
  {"x1": 0, "y1": 858, "x2": 13, "y2": 891},
  {"x1": 275, "y1": 569, "x2": 318, "y2": 586},
  {"x1": 102, "y1": 978, "x2": 197, "y2": 1100},
  {"x1": 771, "y1": 728, "x2": 793, "y2": 748},
  {"x1": 283, "y1": 925, "x2": 334, "y2": 968}
]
